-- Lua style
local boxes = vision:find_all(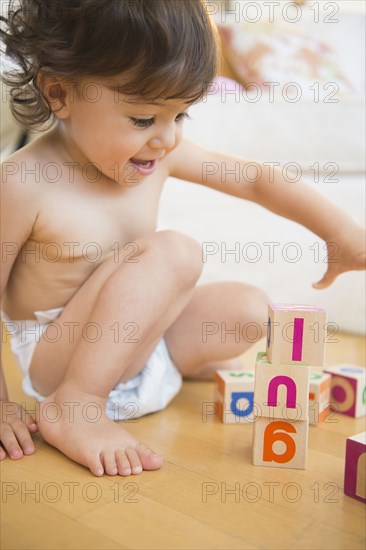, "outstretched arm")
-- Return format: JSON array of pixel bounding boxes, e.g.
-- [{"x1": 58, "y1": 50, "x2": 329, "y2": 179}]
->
[{"x1": 168, "y1": 139, "x2": 366, "y2": 288}]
